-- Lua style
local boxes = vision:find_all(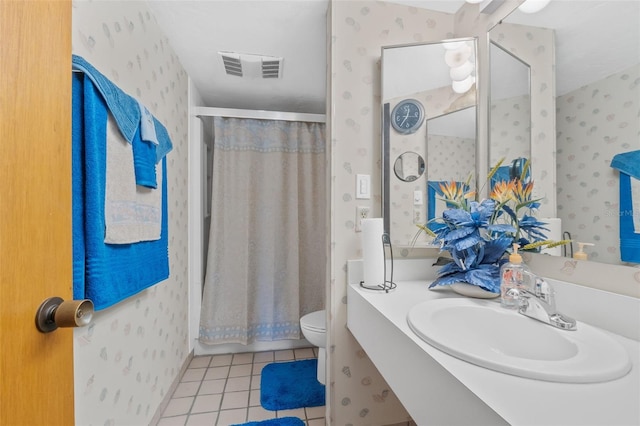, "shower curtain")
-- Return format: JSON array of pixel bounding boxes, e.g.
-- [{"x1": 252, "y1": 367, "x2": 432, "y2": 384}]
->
[{"x1": 199, "y1": 116, "x2": 326, "y2": 345}]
